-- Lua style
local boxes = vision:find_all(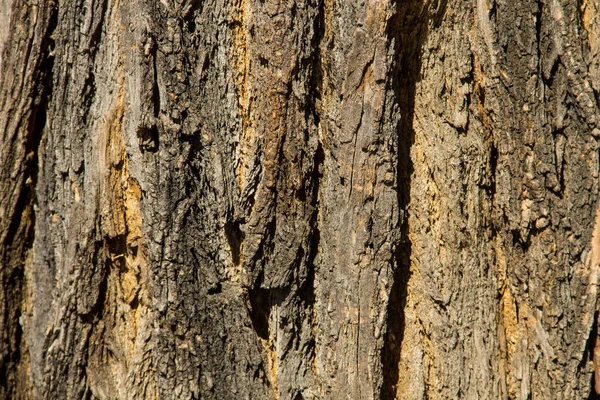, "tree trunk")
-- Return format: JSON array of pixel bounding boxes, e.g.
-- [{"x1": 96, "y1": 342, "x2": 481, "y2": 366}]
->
[{"x1": 2, "y1": 0, "x2": 600, "y2": 398}]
